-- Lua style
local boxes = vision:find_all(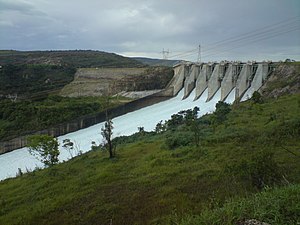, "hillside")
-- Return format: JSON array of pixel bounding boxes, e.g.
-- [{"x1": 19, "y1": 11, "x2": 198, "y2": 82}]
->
[
  {"x1": 0, "y1": 95, "x2": 130, "y2": 142},
  {"x1": 0, "y1": 62, "x2": 299, "y2": 225},
  {"x1": 0, "y1": 50, "x2": 144, "y2": 97},
  {"x1": 0, "y1": 89, "x2": 299, "y2": 224},
  {"x1": 260, "y1": 62, "x2": 300, "y2": 98},
  {"x1": 0, "y1": 51, "x2": 174, "y2": 144}
]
